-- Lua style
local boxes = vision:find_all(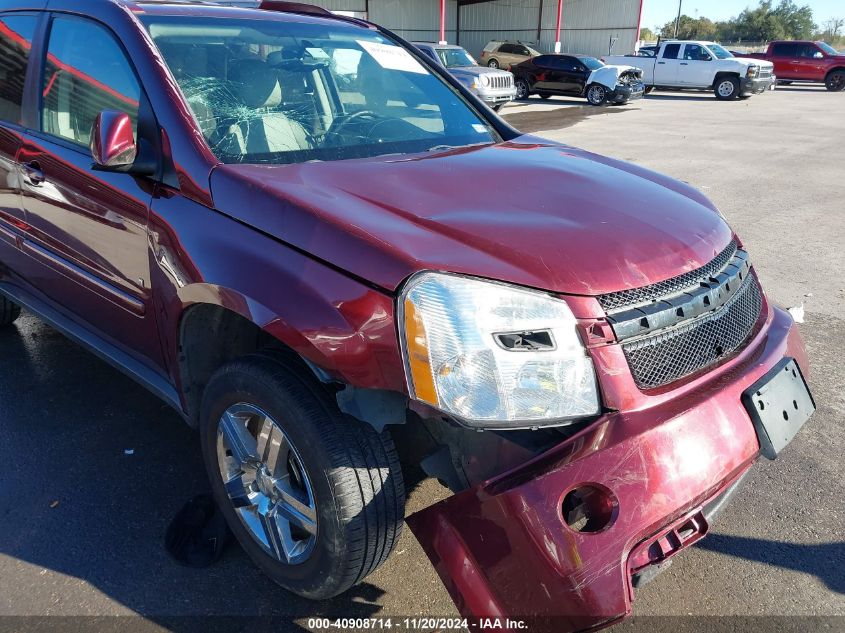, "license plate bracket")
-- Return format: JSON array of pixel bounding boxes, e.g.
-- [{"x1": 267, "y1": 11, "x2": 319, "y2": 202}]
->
[{"x1": 742, "y1": 358, "x2": 815, "y2": 460}]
